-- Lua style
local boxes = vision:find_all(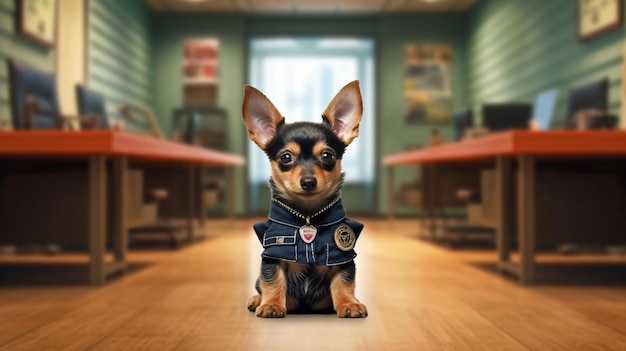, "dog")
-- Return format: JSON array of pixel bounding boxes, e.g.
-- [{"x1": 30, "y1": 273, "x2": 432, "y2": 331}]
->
[{"x1": 242, "y1": 81, "x2": 367, "y2": 318}]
